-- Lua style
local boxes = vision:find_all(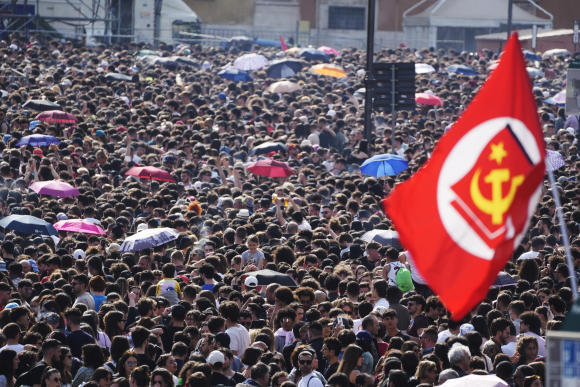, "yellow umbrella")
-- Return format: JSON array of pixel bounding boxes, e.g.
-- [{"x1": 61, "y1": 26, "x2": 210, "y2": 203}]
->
[
  {"x1": 311, "y1": 63, "x2": 347, "y2": 78},
  {"x1": 267, "y1": 81, "x2": 301, "y2": 93}
]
